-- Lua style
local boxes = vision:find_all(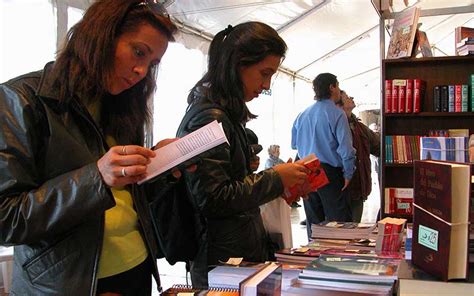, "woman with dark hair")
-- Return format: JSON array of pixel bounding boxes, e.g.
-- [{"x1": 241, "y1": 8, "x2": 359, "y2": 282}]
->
[
  {"x1": 177, "y1": 21, "x2": 310, "y2": 287},
  {"x1": 0, "y1": 0, "x2": 178, "y2": 294}
]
